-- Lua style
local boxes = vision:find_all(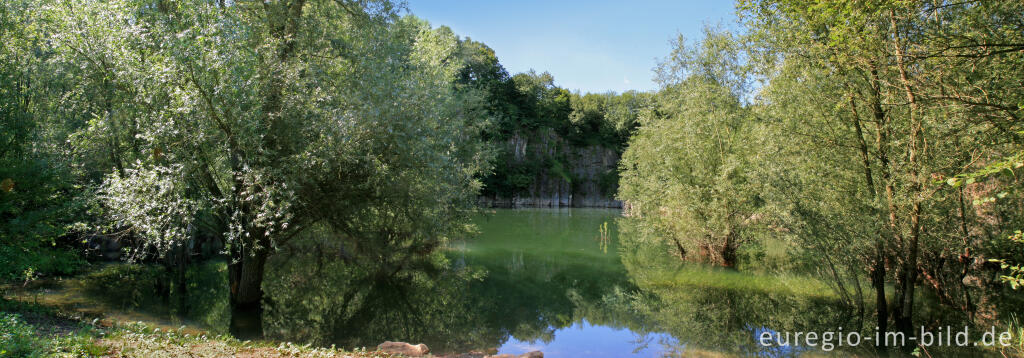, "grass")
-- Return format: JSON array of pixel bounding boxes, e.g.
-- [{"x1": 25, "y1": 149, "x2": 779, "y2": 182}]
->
[
  {"x1": 642, "y1": 264, "x2": 839, "y2": 299},
  {"x1": 0, "y1": 297, "x2": 399, "y2": 358},
  {"x1": 0, "y1": 299, "x2": 111, "y2": 357},
  {"x1": 621, "y1": 244, "x2": 840, "y2": 301},
  {"x1": 1004, "y1": 314, "x2": 1024, "y2": 356},
  {"x1": 0, "y1": 312, "x2": 47, "y2": 357}
]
